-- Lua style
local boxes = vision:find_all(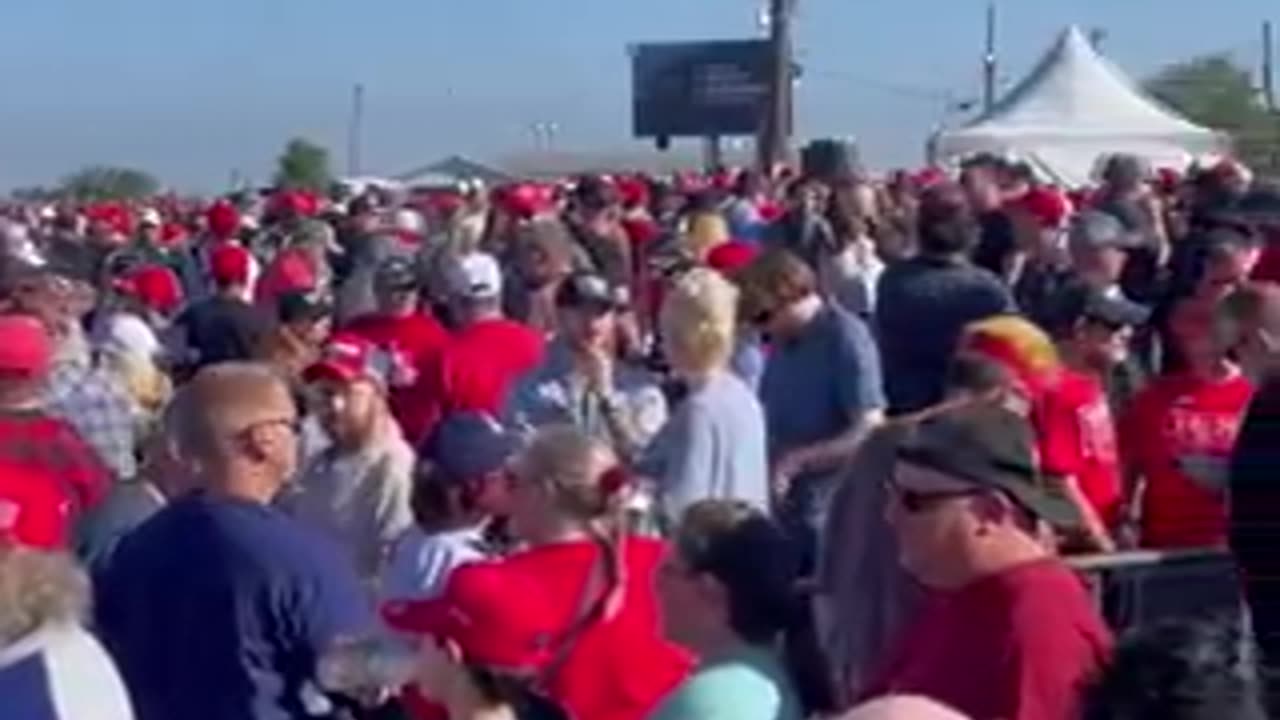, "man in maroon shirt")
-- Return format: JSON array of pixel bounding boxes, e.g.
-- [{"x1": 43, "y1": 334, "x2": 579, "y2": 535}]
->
[{"x1": 866, "y1": 402, "x2": 1111, "y2": 720}]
